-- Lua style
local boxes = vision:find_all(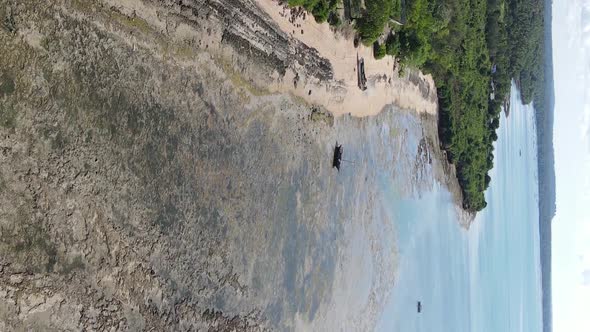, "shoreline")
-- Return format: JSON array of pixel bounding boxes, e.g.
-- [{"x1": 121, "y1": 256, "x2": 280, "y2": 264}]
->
[
  {"x1": 255, "y1": 0, "x2": 438, "y2": 117},
  {"x1": 79, "y1": 0, "x2": 471, "y2": 222},
  {"x1": 0, "y1": 1, "x2": 476, "y2": 331},
  {"x1": 254, "y1": 0, "x2": 472, "y2": 225}
]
